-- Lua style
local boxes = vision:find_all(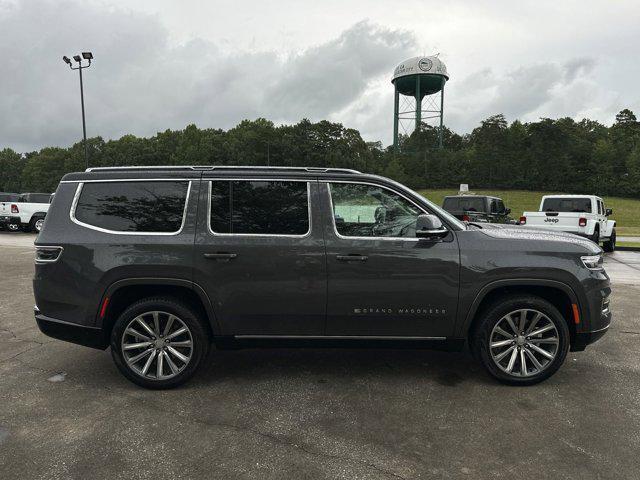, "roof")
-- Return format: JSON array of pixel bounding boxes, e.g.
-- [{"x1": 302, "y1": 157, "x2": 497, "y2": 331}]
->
[
  {"x1": 85, "y1": 165, "x2": 362, "y2": 175},
  {"x1": 541, "y1": 194, "x2": 602, "y2": 199},
  {"x1": 443, "y1": 195, "x2": 500, "y2": 200}
]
